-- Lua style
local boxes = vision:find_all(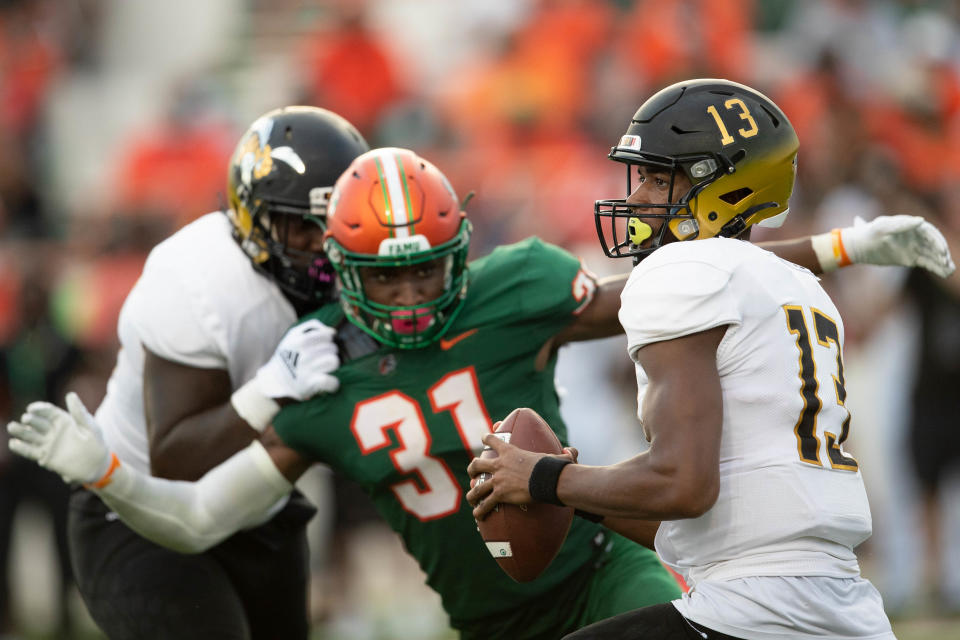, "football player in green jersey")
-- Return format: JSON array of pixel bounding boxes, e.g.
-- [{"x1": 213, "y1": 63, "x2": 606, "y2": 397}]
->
[{"x1": 8, "y1": 146, "x2": 955, "y2": 638}]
